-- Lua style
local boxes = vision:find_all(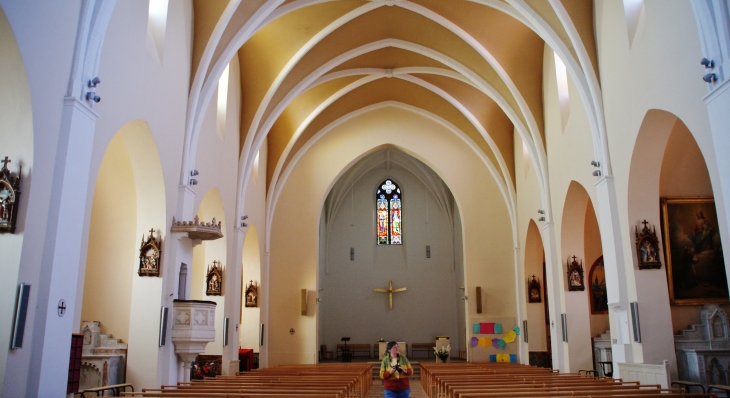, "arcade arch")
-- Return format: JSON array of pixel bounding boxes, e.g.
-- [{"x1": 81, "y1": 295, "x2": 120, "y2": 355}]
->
[
  {"x1": 81, "y1": 120, "x2": 166, "y2": 390},
  {"x1": 560, "y1": 181, "x2": 605, "y2": 372},
  {"x1": 0, "y1": 4, "x2": 33, "y2": 390},
  {"x1": 192, "y1": 187, "x2": 227, "y2": 355}
]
